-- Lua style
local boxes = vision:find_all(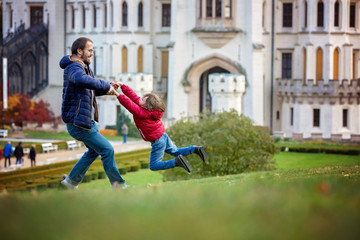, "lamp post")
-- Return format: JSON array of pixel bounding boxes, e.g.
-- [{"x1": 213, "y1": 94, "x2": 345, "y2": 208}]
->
[{"x1": 2, "y1": 49, "x2": 8, "y2": 129}]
